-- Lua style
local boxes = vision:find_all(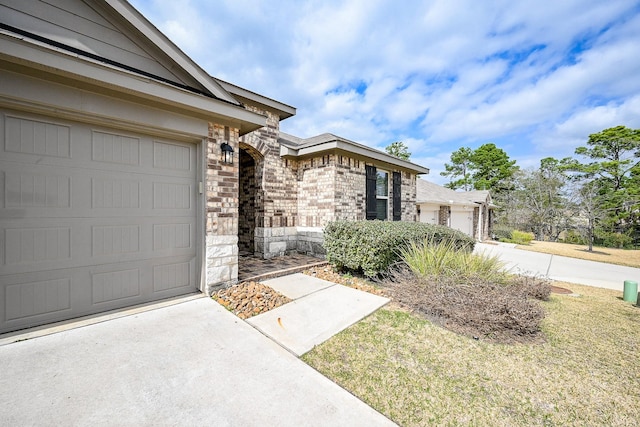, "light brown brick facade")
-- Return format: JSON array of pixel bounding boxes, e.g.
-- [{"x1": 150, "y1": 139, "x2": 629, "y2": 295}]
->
[{"x1": 206, "y1": 105, "x2": 423, "y2": 289}]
